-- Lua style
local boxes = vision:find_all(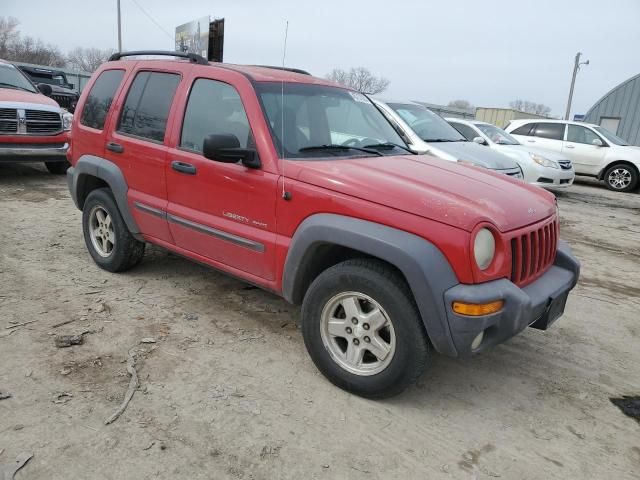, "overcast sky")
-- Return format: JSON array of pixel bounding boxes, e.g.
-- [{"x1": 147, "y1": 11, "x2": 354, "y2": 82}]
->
[{"x1": 4, "y1": 0, "x2": 640, "y2": 116}]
